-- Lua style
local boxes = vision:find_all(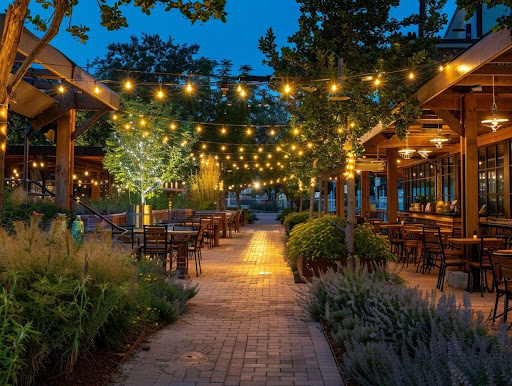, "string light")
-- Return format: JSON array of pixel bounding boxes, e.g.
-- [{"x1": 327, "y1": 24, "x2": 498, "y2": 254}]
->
[
  {"x1": 124, "y1": 123, "x2": 131, "y2": 130},
  {"x1": 94, "y1": 86, "x2": 100, "y2": 94},
  {"x1": 283, "y1": 84, "x2": 291, "y2": 94},
  {"x1": 112, "y1": 114, "x2": 118, "y2": 120},
  {"x1": 408, "y1": 72, "x2": 415, "y2": 80},
  {"x1": 156, "y1": 90, "x2": 165, "y2": 99},
  {"x1": 221, "y1": 145, "x2": 226, "y2": 151},
  {"x1": 140, "y1": 119, "x2": 146, "y2": 126},
  {"x1": 331, "y1": 83, "x2": 338, "y2": 92},
  {"x1": 125, "y1": 81, "x2": 132, "y2": 90},
  {"x1": 186, "y1": 82, "x2": 193, "y2": 93},
  {"x1": 439, "y1": 65, "x2": 444, "y2": 72},
  {"x1": 58, "y1": 85, "x2": 65, "y2": 93},
  {"x1": 307, "y1": 142, "x2": 313, "y2": 148},
  {"x1": 170, "y1": 123, "x2": 177, "y2": 130},
  {"x1": 258, "y1": 147, "x2": 263, "y2": 152},
  {"x1": 293, "y1": 128, "x2": 300, "y2": 135},
  {"x1": 270, "y1": 129, "x2": 276, "y2": 136},
  {"x1": 196, "y1": 125, "x2": 202, "y2": 133},
  {"x1": 221, "y1": 127, "x2": 227, "y2": 134},
  {"x1": 246, "y1": 128, "x2": 252, "y2": 135},
  {"x1": 163, "y1": 136, "x2": 169, "y2": 143},
  {"x1": 202, "y1": 144, "x2": 207, "y2": 149},
  {"x1": 374, "y1": 78, "x2": 381, "y2": 86}
]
